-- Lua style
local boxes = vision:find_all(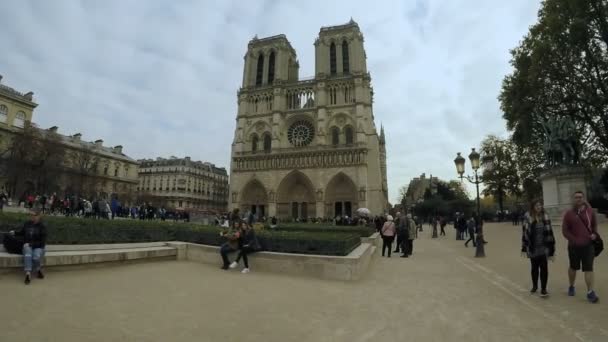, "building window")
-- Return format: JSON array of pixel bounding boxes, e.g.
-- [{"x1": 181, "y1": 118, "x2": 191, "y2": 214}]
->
[
  {"x1": 0, "y1": 105, "x2": 7, "y2": 123},
  {"x1": 345, "y1": 126, "x2": 354, "y2": 145},
  {"x1": 252, "y1": 135, "x2": 259, "y2": 152},
  {"x1": 178, "y1": 200, "x2": 183, "y2": 208},
  {"x1": 342, "y1": 40, "x2": 350, "y2": 74},
  {"x1": 14, "y1": 111, "x2": 26, "y2": 128},
  {"x1": 255, "y1": 53, "x2": 264, "y2": 86},
  {"x1": 103, "y1": 166, "x2": 108, "y2": 175},
  {"x1": 263, "y1": 134, "x2": 271, "y2": 152},
  {"x1": 331, "y1": 127, "x2": 340, "y2": 146},
  {"x1": 330, "y1": 42, "x2": 337, "y2": 75},
  {"x1": 268, "y1": 51, "x2": 275, "y2": 84},
  {"x1": 114, "y1": 168, "x2": 119, "y2": 177}
]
